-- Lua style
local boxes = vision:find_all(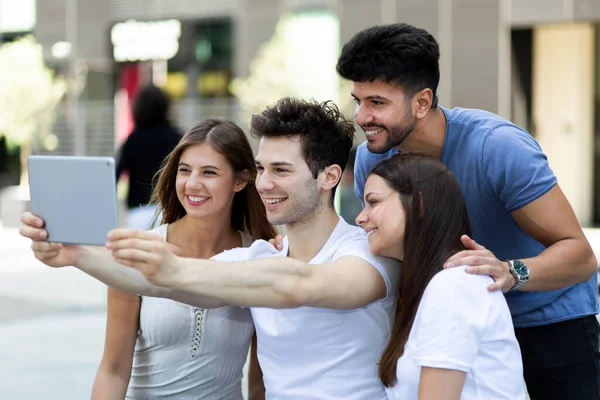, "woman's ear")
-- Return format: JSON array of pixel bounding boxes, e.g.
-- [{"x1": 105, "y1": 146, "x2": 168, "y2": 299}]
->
[
  {"x1": 234, "y1": 181, "x2": 248, "y2": 192},
  {"x1": 235, "y1": 169, "x2": 250, "y2": 192}
]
